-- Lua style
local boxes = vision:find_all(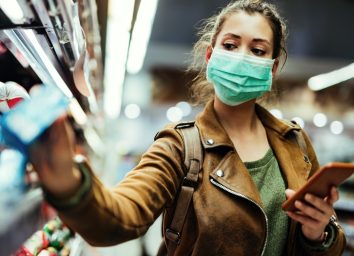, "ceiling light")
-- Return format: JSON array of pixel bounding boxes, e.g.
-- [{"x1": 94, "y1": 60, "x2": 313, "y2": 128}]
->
[
  {"x1": 308, "y1": 63, "x2": 354, "y2": 91},
  {"x1": 126, "y1": 0, "x2": 159, "y2": 74},
  {"x1": 103, "y1": 0, "x2": 135, "y2": 119}
]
